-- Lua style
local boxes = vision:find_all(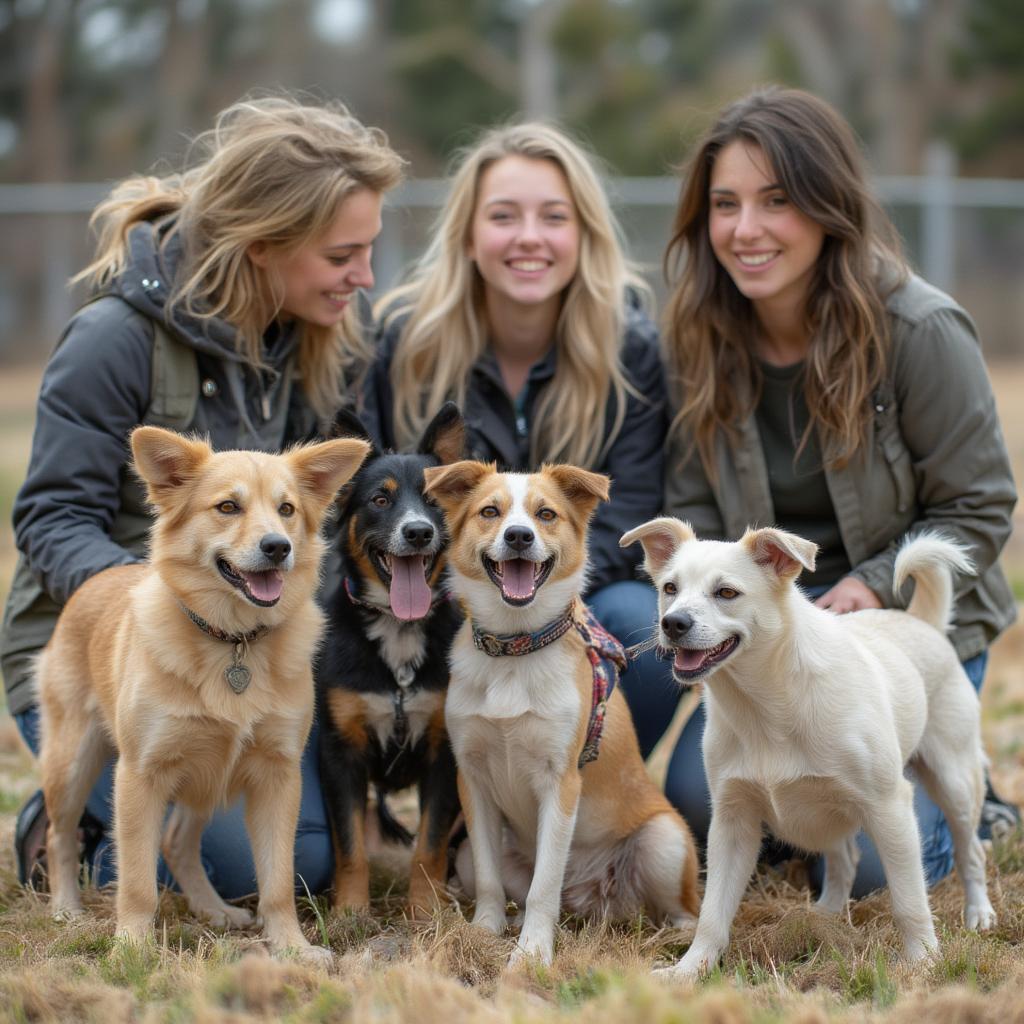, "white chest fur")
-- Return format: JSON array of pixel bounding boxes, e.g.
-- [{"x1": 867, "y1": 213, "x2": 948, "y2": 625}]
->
[
  {"x1": 365, "y1": 614, "x2": 427, "y2": 690},
  {"x1": 446, "y1": 639, "x2": 581, "y2": 847}
]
